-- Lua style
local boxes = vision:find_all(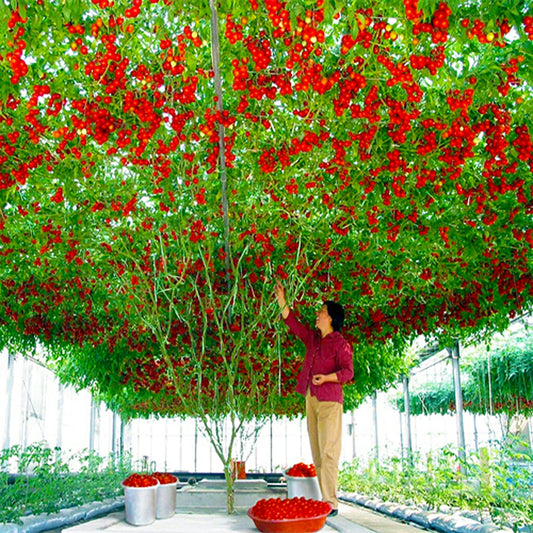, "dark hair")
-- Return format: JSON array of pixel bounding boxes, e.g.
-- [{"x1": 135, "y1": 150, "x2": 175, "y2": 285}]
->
[{"x1": 324, "y1": 301, "x2": 345, "y2": 332}]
